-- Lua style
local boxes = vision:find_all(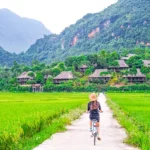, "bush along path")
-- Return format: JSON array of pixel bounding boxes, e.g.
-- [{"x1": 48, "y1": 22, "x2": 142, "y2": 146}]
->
[{"x1": 34, "y1": 93, "x2": 139, "y2": 150}]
